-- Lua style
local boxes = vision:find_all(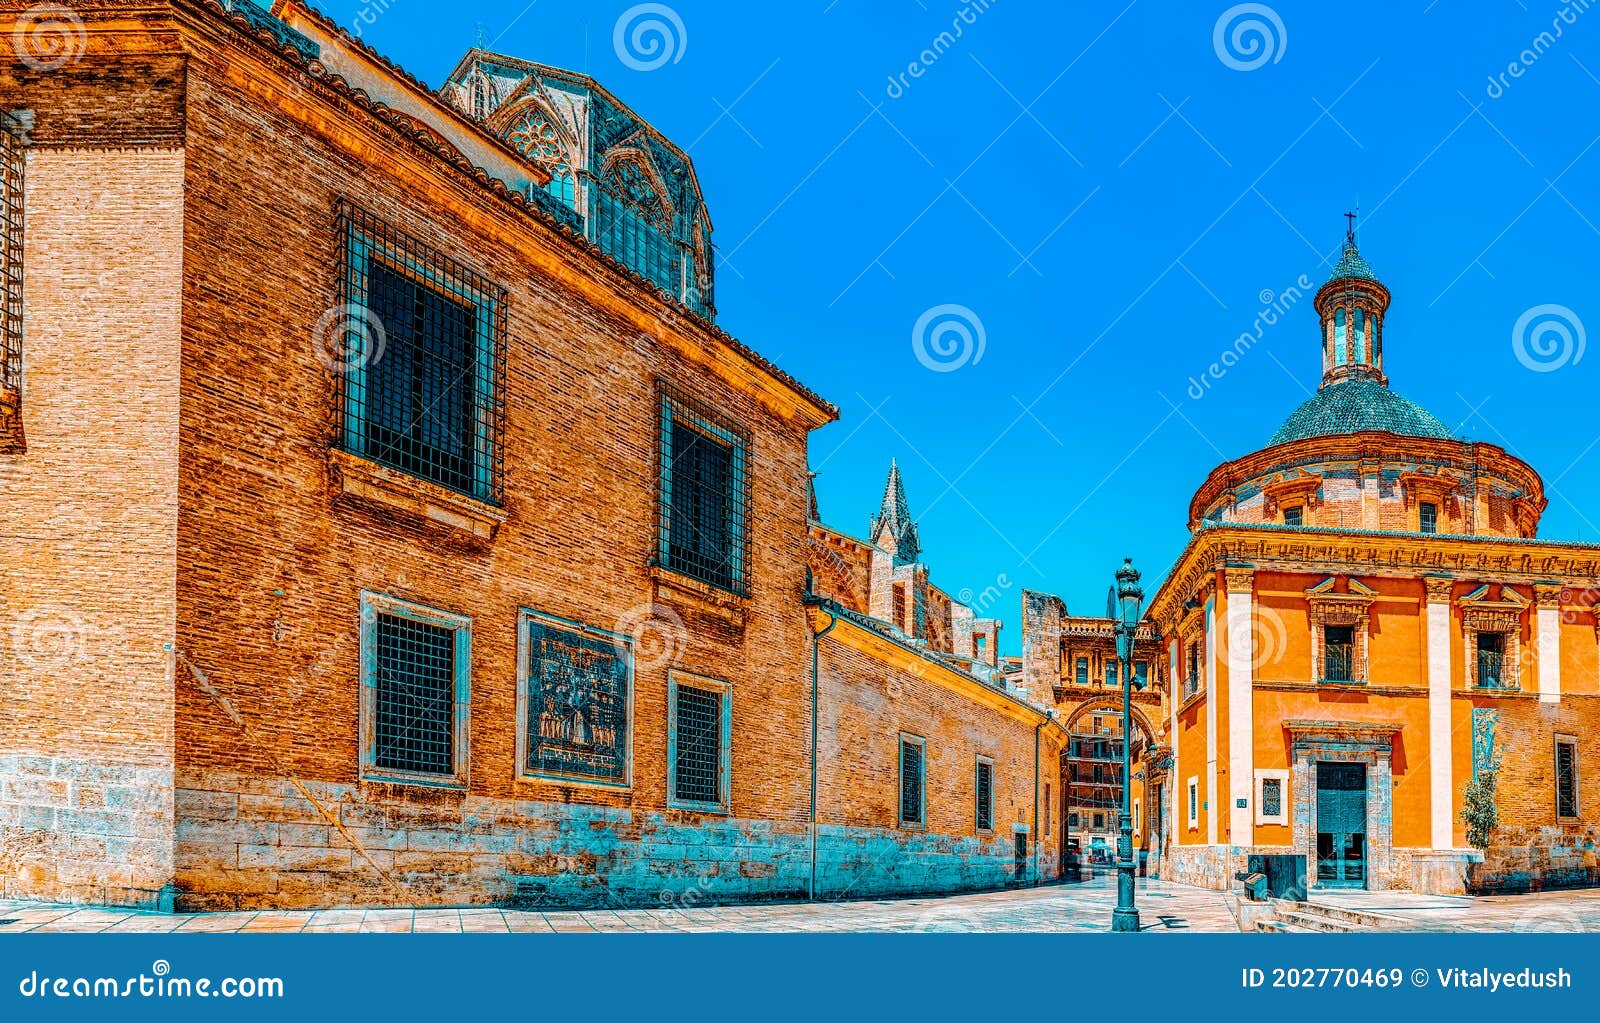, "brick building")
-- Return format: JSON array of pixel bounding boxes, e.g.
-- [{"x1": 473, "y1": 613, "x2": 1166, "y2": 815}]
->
[{"x1": 0, "y1": 0, "x2": 1064, "y2": 911}]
